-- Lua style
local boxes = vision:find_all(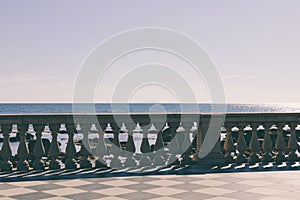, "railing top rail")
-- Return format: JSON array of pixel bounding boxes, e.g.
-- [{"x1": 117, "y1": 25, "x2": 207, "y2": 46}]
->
[{"x1": 0, "y1": 112, "x2": 300, "y2": 116}]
